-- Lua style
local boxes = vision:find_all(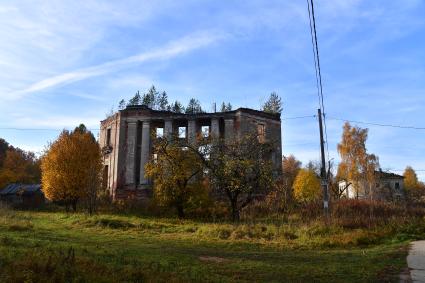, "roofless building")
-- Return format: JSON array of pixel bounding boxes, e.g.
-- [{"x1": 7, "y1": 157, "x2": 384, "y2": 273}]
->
[{"x1": 99, "y1": 105, "x2": 282, "y2": 200}]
